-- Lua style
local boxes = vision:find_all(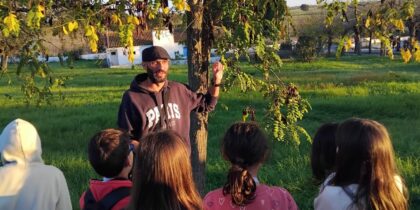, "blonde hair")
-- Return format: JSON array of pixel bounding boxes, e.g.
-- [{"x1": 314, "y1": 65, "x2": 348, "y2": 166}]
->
[{"x1": 128, "y1": 130, "x2": 202, "y2": 210}]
